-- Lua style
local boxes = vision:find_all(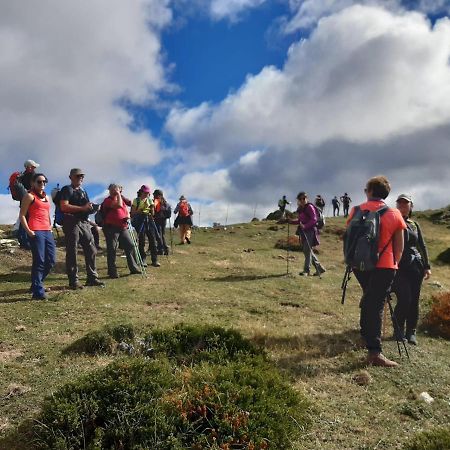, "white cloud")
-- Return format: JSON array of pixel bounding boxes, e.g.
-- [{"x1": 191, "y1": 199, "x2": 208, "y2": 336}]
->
[
  {"x1": 0, "y1": 0, "x2": 172, "y2": 224},
  {"x1": 166, "y1": 5, "x2": 450, "y2": 217},
  {"x1": 210, "y1": 0, "x2": 267, "y2": 21}
]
